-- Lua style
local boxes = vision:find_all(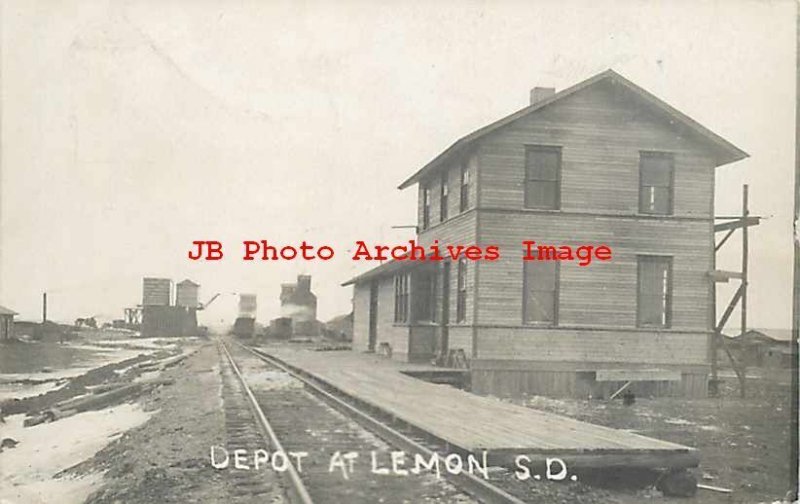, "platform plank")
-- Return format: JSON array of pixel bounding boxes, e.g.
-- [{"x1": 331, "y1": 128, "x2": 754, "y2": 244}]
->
[{"x1": 264, "y1": 347, "x2": 698, "y2": 469}]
